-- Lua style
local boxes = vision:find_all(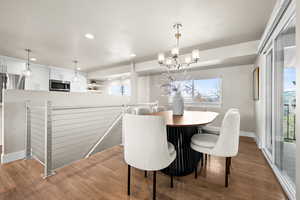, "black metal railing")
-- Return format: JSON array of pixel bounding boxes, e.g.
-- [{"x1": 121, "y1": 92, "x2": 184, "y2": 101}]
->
[{"x1": 283, "y1": 104, "x2": 296, "y2": 141}]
